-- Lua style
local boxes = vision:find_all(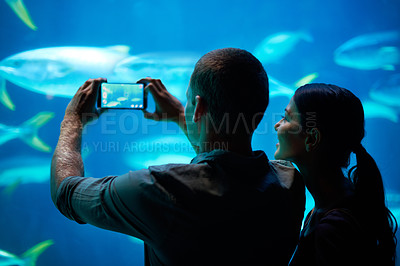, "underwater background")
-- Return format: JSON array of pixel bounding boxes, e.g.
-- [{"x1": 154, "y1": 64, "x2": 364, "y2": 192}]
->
[{"x1": 0, "y1": 0, "x2": 399, "y2": 265}]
